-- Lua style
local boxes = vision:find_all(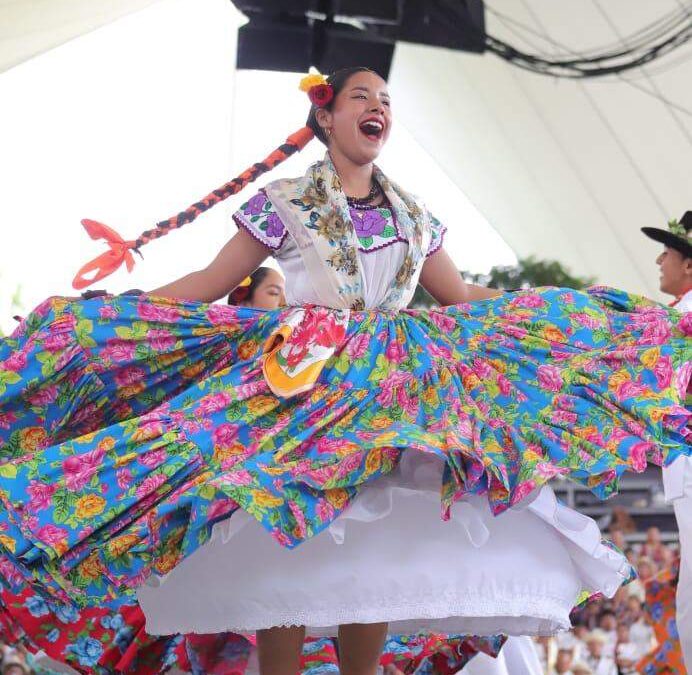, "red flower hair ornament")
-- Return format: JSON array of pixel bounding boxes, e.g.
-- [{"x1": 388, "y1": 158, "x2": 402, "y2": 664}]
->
[{"x1": 299, "y1": 73, "x2": 334, "y2": 107}]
